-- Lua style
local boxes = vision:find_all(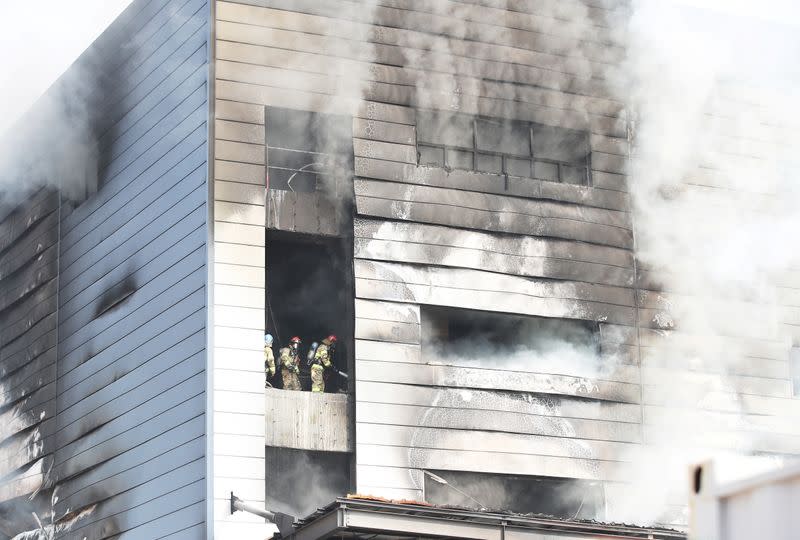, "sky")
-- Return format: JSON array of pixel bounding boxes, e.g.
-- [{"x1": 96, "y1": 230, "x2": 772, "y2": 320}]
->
[{"x1": 0, "y1": 0, "x2": 134, "y2": 135}]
